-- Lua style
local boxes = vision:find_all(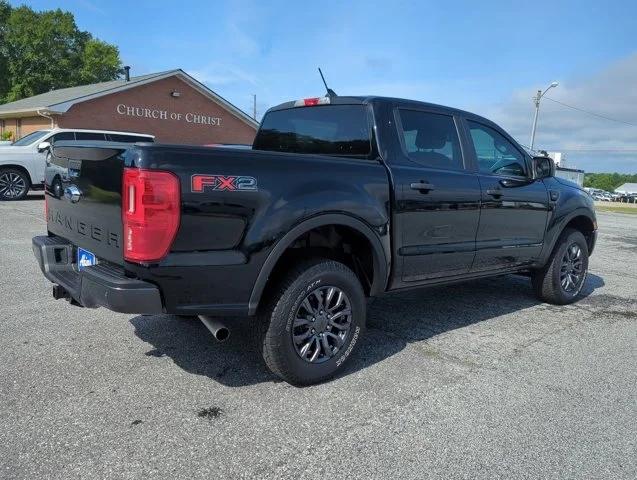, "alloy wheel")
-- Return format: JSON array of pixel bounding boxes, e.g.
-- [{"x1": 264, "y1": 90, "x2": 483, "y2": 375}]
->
[
  {"x1": 560, "y1": 243, "x2": 585, "y2": 292},
  {"x1": 0, "y1": 172, "x2": 27, "y2": 199},
  {"x1": 292, "y1": 286, "x2": 352, "y2": 363}
]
